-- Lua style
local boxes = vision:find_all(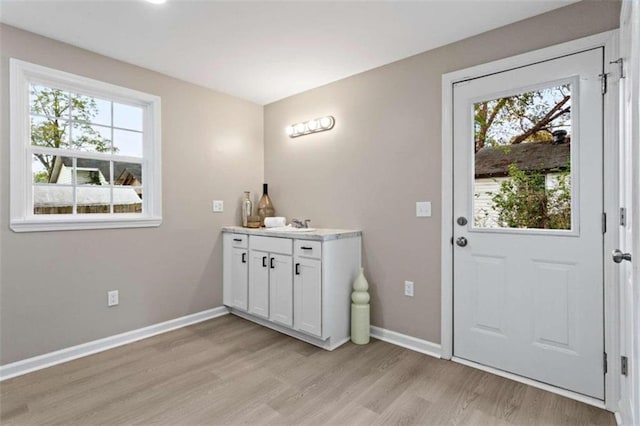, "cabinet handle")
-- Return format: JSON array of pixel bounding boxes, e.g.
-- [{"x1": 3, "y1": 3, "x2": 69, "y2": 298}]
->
[
  {"x1": 295, "y1": 263, "x2": 300, "y2": 275},
  {"x1": 262, "y1": 256, "x2": 267, "y2": 268},
  {"x1": 300, "y1": 246, "x2": 312, "y2": 250},
  {"x1": 233, "y1": 238, "x2": 242, "y2": 242},
  {"x1": 270, "y1": 257, "x2": 275, "y2": 269},
  {"x1": 241, "y1": 252, "x2": 246, "y2": 263}
]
